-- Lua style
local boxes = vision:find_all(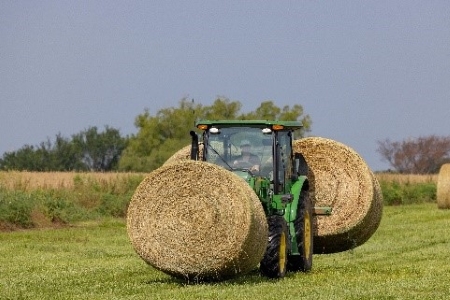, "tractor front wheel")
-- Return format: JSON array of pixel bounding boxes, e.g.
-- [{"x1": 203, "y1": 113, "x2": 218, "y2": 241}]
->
[{"x1": 260, "y1": 215, "x2": 289, "y2": 278}]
